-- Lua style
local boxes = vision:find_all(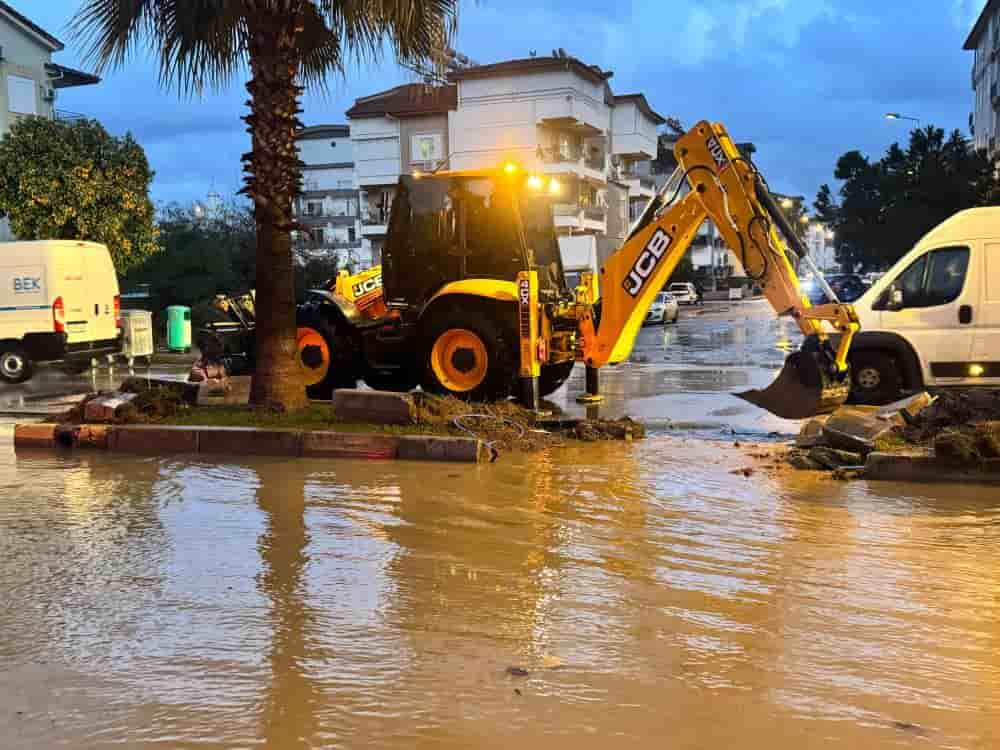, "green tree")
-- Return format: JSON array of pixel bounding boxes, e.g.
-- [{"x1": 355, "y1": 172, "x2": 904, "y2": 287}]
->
[
  {"x1": 73, "y1": 0, "x2": 457, "y2": 412},
  {"x1": 124, "y1": 203, "x2": 256, "y2": 319},
  {"x1": 821, "y1": 126, "x2": 1000, "y2": 271},
  {"x1": 0, "y1": 116, "x2": 157, "y2": 273}
]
